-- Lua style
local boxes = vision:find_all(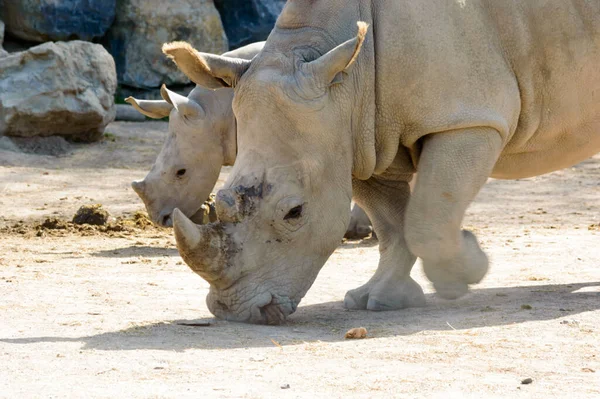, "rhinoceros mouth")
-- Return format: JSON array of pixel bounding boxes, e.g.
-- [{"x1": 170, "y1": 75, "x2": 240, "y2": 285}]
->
[
  {"x1": 209, "y1": 290, "x2": 299, "y2": 325},
  {"x1": 152, "y1": 206, "x2": 204, "y2": 228},
  {"x1": 259, "y1": 295, "x2": 299, "y2": 325}
]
